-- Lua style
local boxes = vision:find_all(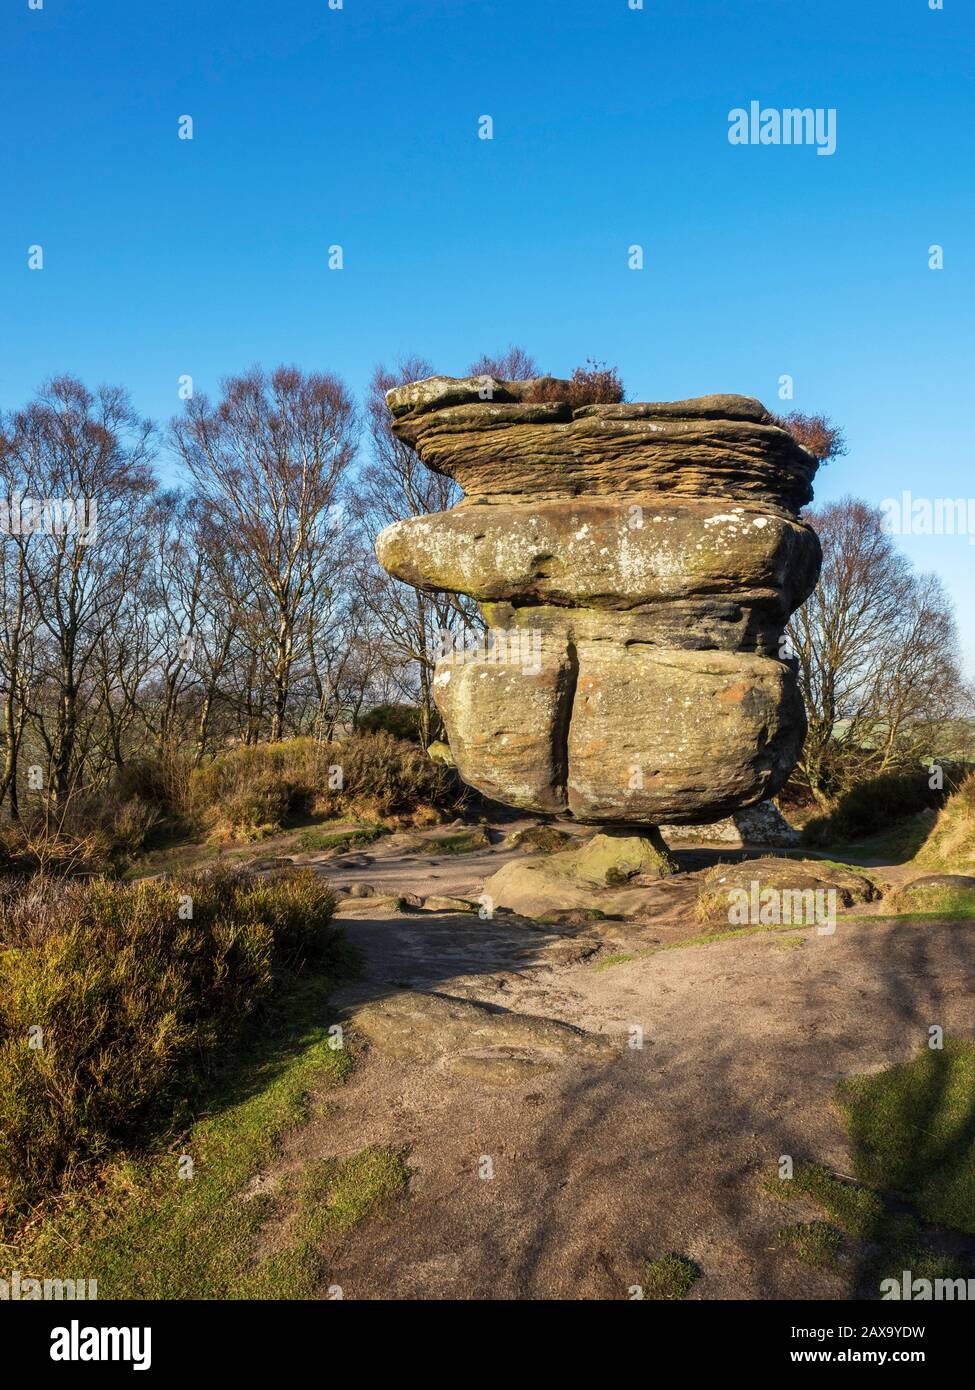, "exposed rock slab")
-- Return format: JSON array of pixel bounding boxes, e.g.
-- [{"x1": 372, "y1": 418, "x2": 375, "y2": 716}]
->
[
  {"x1": 700, "y1": 857, "x2": 880, "y2": 909},
  {"x1": 899, "y1": 874, "x2": 975, "y2": 894},
  {"x1": 377, "y1": 497, "x2": 819, "y2": 633},
  {"x1": 385, "y1": 379, "x2": 818, "y2": 512},
  {"x1": 350, "y1": 989, "x2": 615, "y2": 1084}
]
